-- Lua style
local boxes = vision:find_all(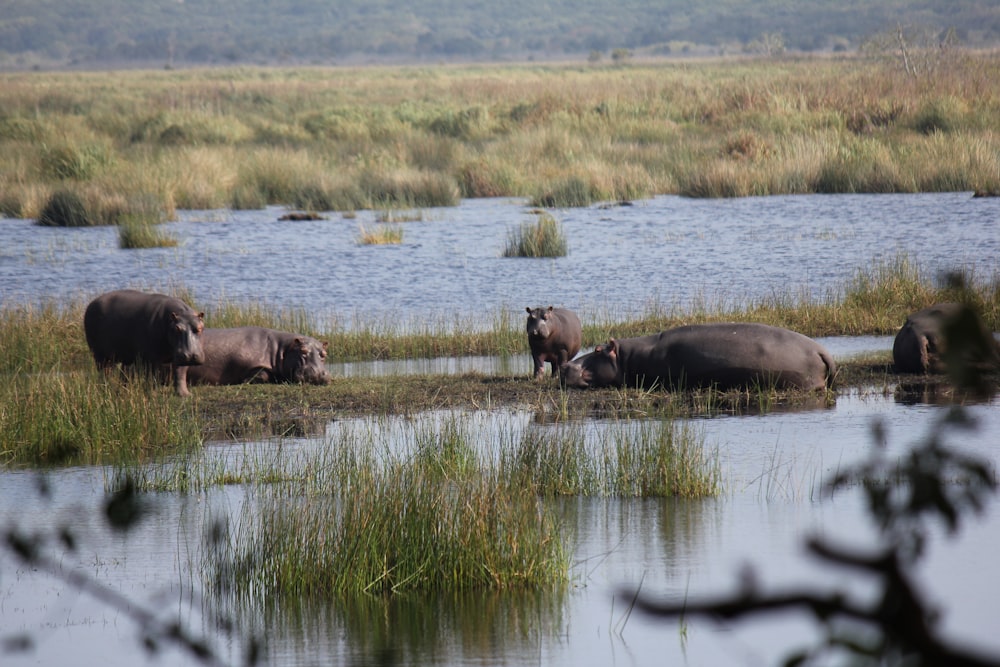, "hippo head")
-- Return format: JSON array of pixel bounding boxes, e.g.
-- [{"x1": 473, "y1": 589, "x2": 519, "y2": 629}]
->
[
  {"x1": 168, "y1": 310, "x2": 205, "y2": 366},
  {"x1": 525, "y1": 306, "x2": 555, "y2": 339},
  {"x1": 282, "y1": 336, "x2": 331, "y2": 385},
  {"x1": 560, "y1": 339, "x2": 621, "y2": 389}
]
